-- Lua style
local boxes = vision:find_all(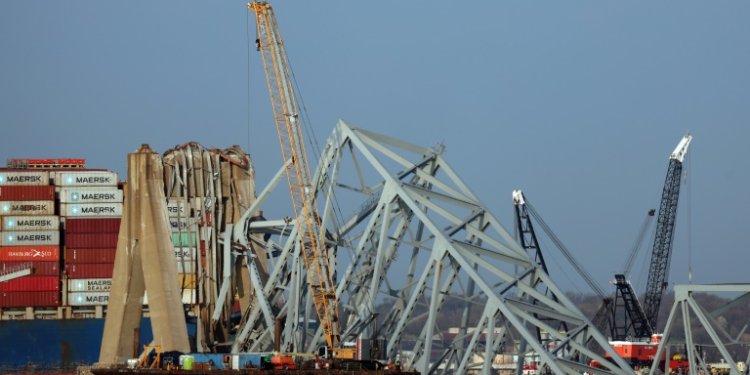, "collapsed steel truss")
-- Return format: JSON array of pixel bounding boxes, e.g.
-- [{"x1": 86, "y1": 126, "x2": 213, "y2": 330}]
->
[
  {"x1": 224, "y1": 120, "x2": 634, "y2": 374},
  {"x1": 648, "y1": 284, "x2": 750, "y2": 375}
]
